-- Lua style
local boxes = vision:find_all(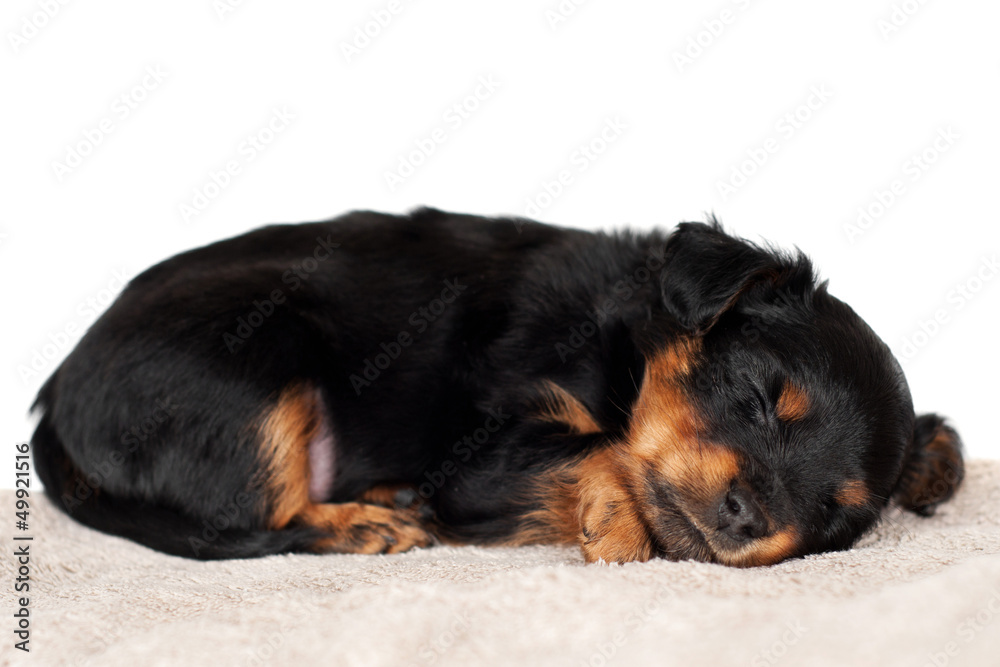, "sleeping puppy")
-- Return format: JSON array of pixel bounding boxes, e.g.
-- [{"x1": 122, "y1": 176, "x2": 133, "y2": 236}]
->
[{"x1": 31, "y1": 208, "x2": 964, "y2": 565}]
